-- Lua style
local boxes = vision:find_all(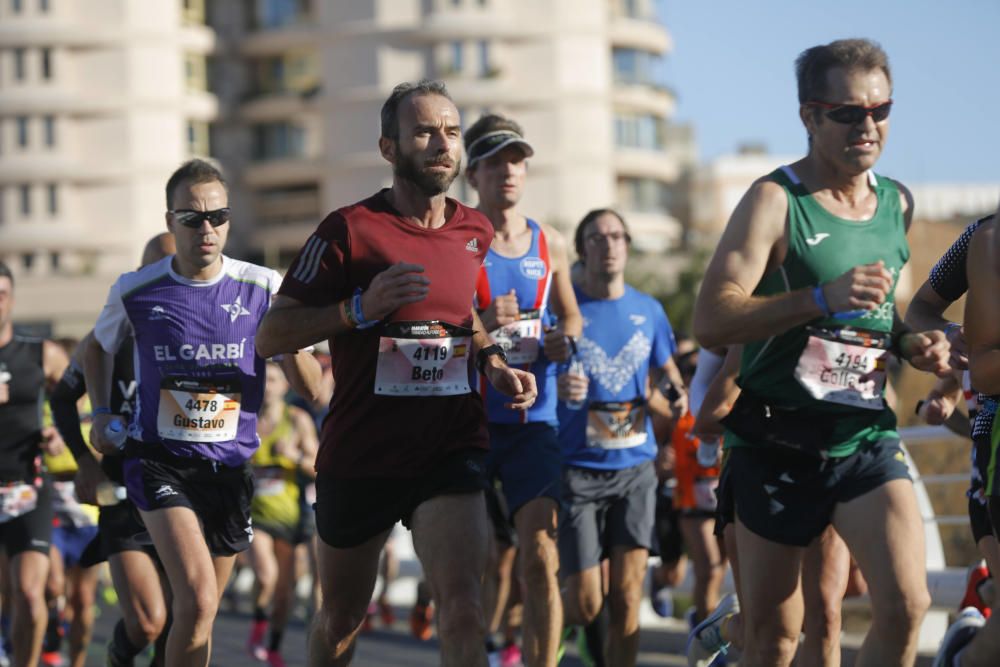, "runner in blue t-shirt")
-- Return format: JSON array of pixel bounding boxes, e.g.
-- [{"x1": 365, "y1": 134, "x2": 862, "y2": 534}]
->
[
  {"x1": 84, "y1": 160, "x2": 321, "y2": 667},
  {"x1": 557, "y1": 208, "x2": 687, "y2": 666},
  {"x1": 464, "y1": 113, "x2": 582, "y2": 667}
]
